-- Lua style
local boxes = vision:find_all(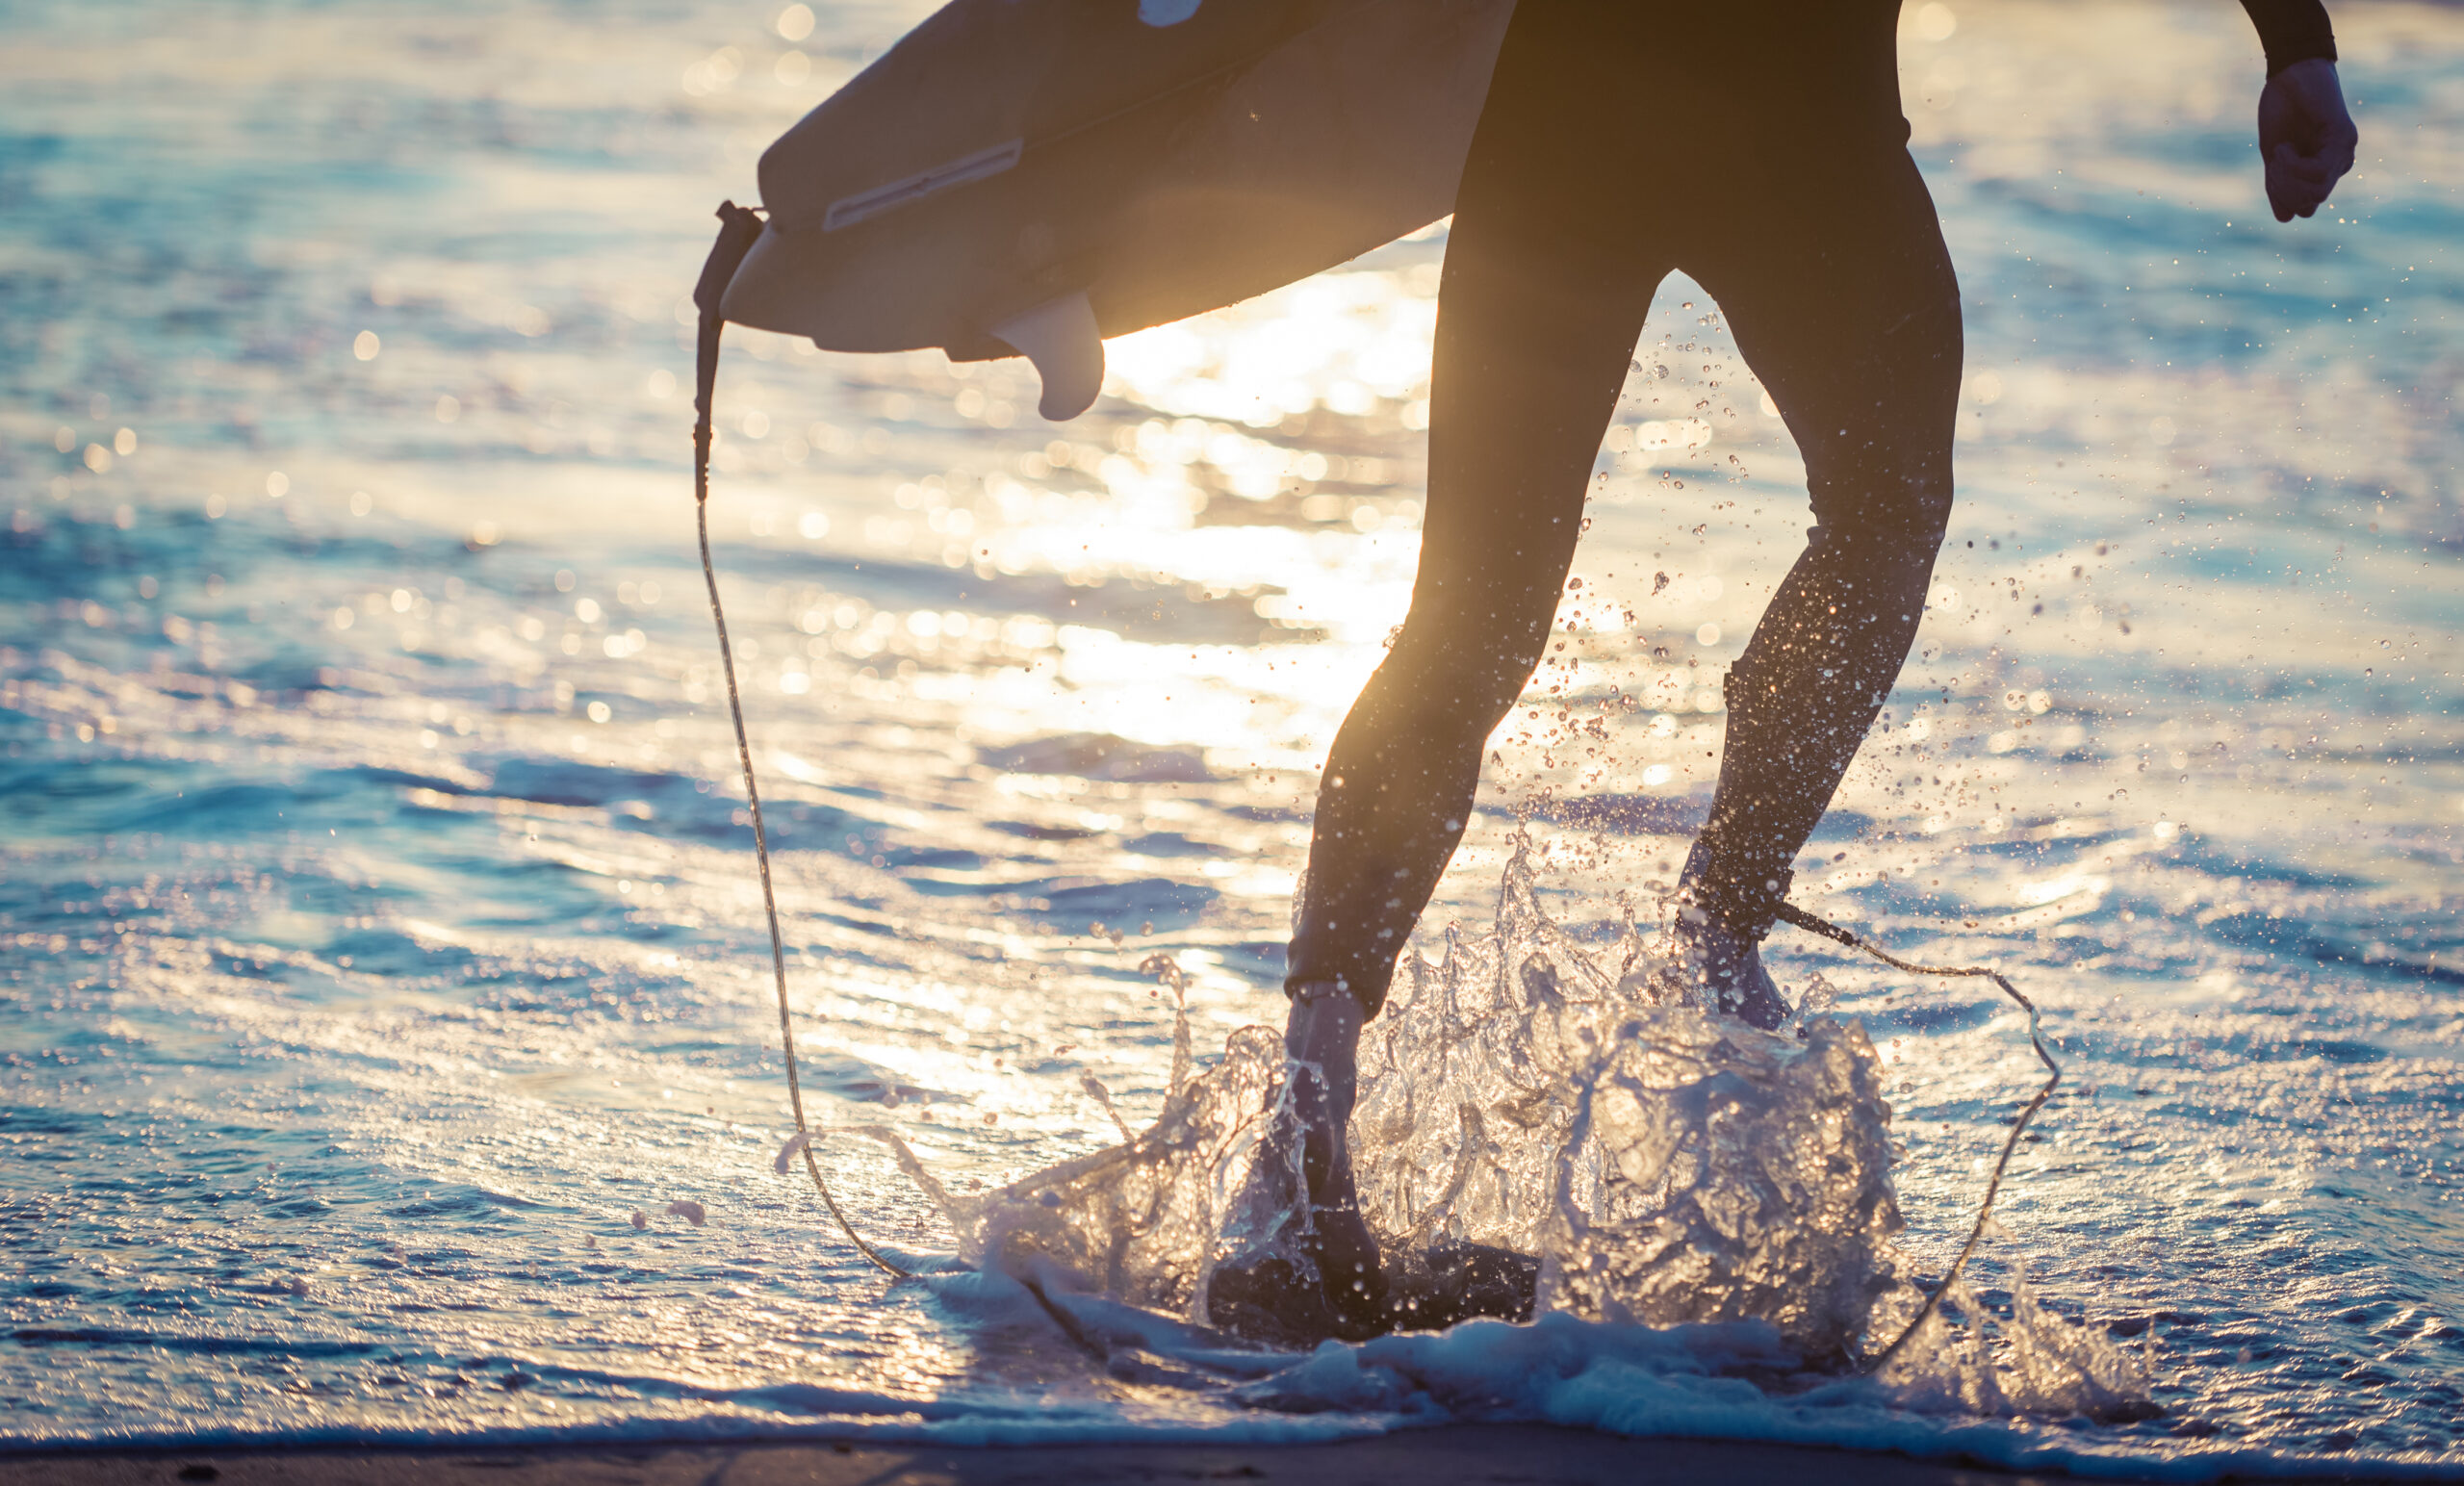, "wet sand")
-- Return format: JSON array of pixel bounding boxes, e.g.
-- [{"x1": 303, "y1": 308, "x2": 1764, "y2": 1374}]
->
[{"x1": 0, "y1": 1427, "x2": 2094, "y2": 1486}]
